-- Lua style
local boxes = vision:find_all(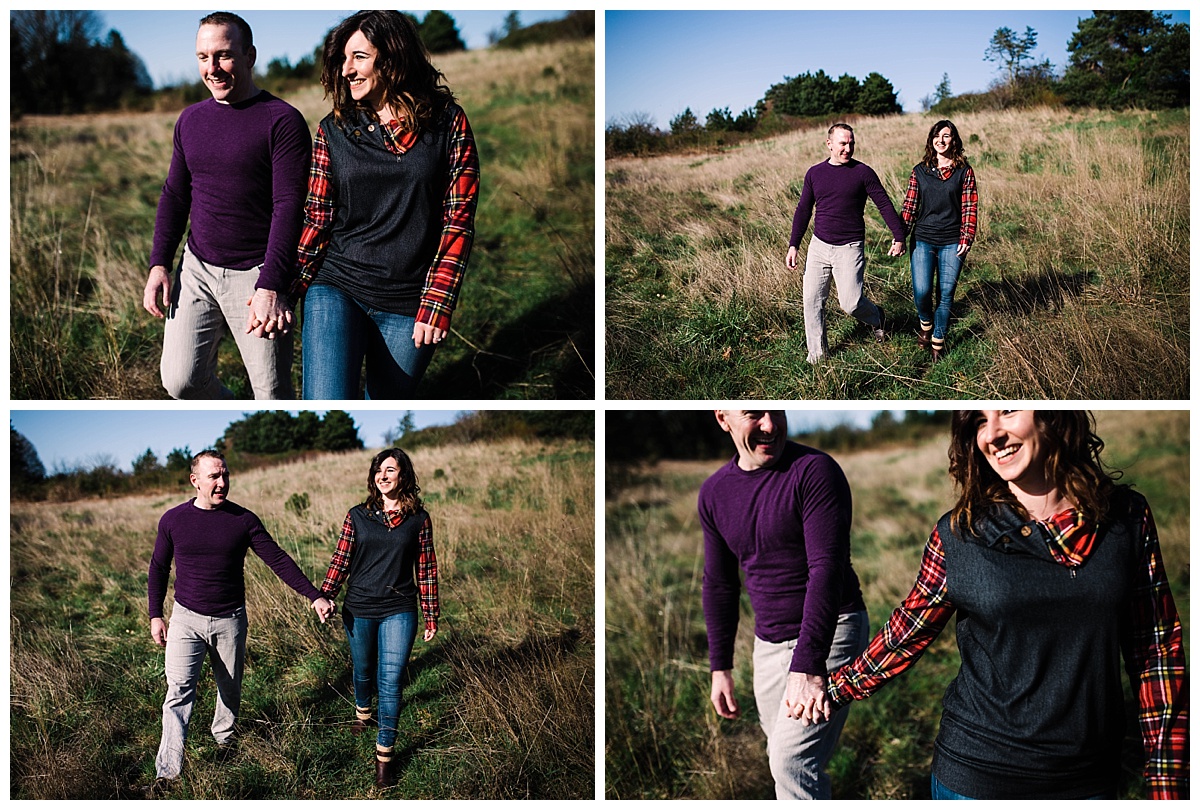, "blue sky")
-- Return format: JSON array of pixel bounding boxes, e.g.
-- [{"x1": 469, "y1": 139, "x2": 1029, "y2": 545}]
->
[
  {"x1": 11, "y1": 410, "x2": 462, "y2": 473},
  {"x1": 99, "y1": 10, "x2": 570, "y2": 88},
  {"x1": 606, "y1": 10, "x2": 1190, "y2": 127}
]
